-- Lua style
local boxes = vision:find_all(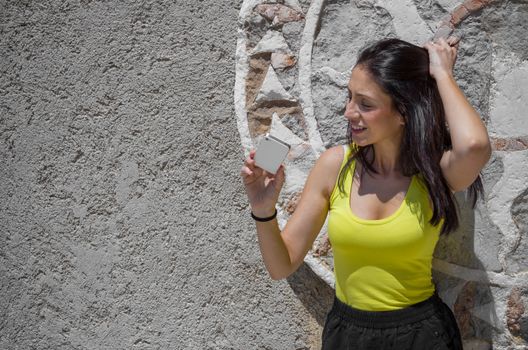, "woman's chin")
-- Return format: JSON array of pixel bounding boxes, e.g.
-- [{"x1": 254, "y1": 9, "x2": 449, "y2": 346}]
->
[{"x1": 351, "y1": 137, "x2": 369, "y2": 147}]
